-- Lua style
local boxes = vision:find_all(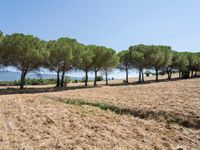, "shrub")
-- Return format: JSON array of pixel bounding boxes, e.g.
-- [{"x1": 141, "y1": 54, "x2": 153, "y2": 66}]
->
[
  {"x1": 96, "y1": 76, "x2": 104, "y2": 81},
  {"x1": 64, "y1": 76, "x2": 71, "y2": 84},
  {"x1": 0, "y1": 78, "x2": 58, "y2": 86},
  {"x1": 72, "y1": 79, "x2": 79, "y2": 83},
  {"x1": 144, "y1": 71, "x2": 152, "y2": 77},
  {"x1": 182, "y1": 71, "x2": 189, "y2": 79}
]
